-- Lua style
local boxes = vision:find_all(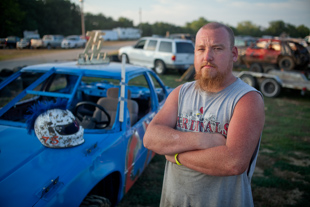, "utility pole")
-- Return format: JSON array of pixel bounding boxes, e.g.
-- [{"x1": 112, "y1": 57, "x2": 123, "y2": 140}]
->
[
  {"x1": 139, "y1": 8, "x2": 142, "y2": 25},
  {"x1": 139, "y1": 8, "x2": 142, "y2": 35},
  {"x1": 79, "y1": 0, "x2": 85, "y2": 37}
]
